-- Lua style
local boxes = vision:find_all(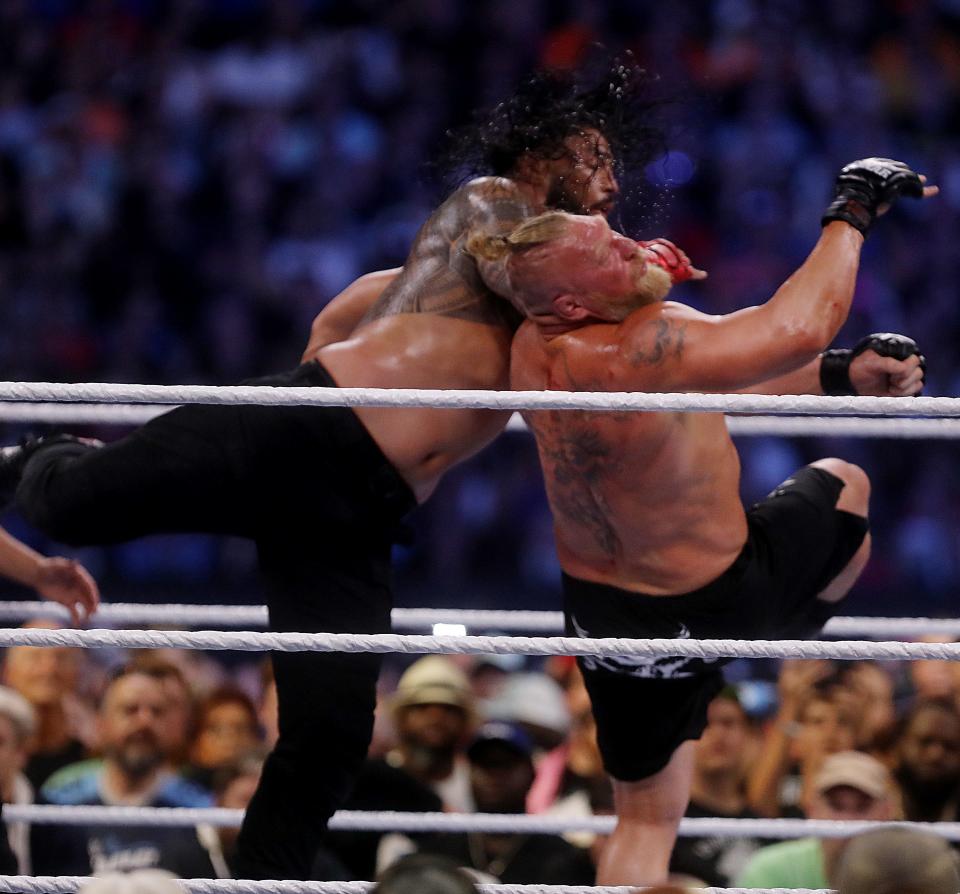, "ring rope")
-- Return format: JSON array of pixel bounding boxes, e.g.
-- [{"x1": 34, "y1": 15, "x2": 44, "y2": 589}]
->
[
  {"x1": 2, "y1": 602, "x2": 958, "y2": 639},
  {"x1": 1, "y1": 626, "x2": 960, "y2": 661},
  {"x1": 5, "y1": 806, "x2": 959, "y2": 842},
  {"x1": 3, "y1": 403, "x2": 960, "y2": 440},
  {"x1": 0, "y1": 880, "x2": 831, "y2": 894},
  {"x1": 0, "y1": 382, "x2": 957, "y2": 417}
]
